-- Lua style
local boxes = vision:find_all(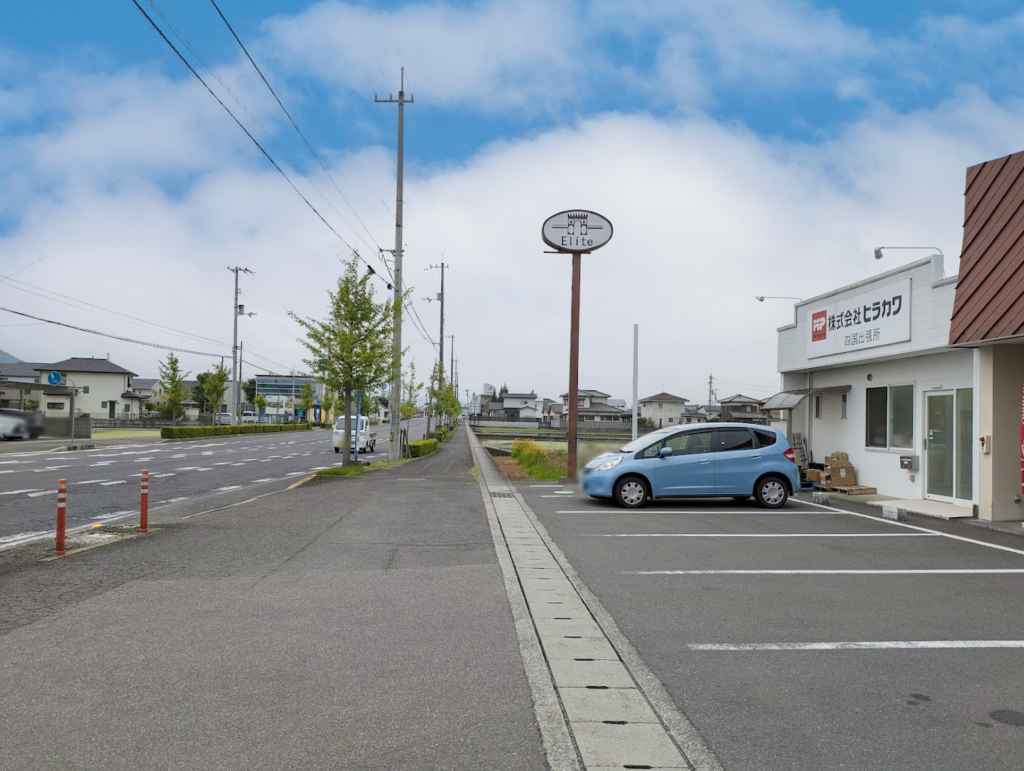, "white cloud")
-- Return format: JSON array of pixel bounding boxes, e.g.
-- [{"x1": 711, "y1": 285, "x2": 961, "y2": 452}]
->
[{"x1": 4, "y1": 52, "x2": 1024, "y2": 406}]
